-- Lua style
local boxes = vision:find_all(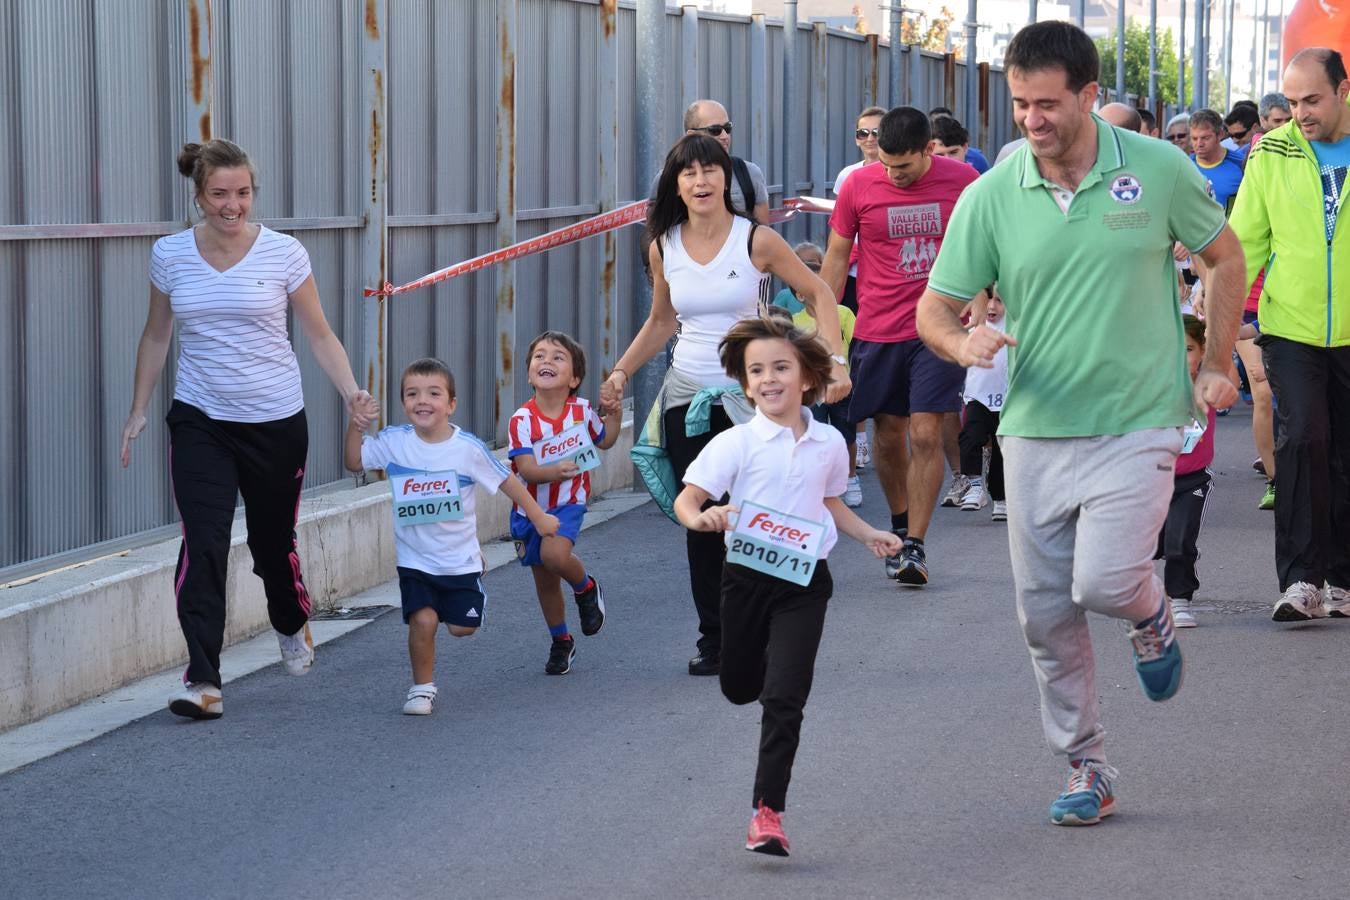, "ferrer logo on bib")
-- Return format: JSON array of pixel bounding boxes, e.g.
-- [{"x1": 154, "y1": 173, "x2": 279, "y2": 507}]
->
[
  {"x1": 390, "y1": 469, "x2": 463, "y2": 525},
  {"x1": 533, "y1": 422, "x2": 600, "y2": 473},
  {"x1": 729, "y1": 501, "x2": 826, "y2": 586}
]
